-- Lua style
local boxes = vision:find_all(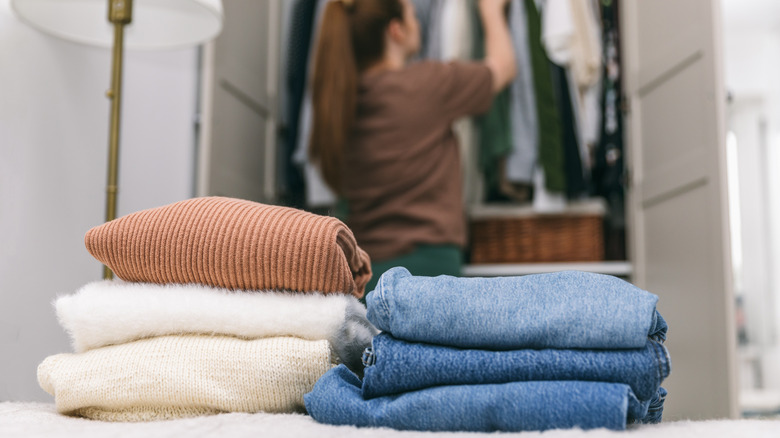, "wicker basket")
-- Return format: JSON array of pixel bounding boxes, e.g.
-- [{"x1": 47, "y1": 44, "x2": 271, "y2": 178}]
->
[{"x1": 469, "y1": 200, "x2": 606, "y2": 264}]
